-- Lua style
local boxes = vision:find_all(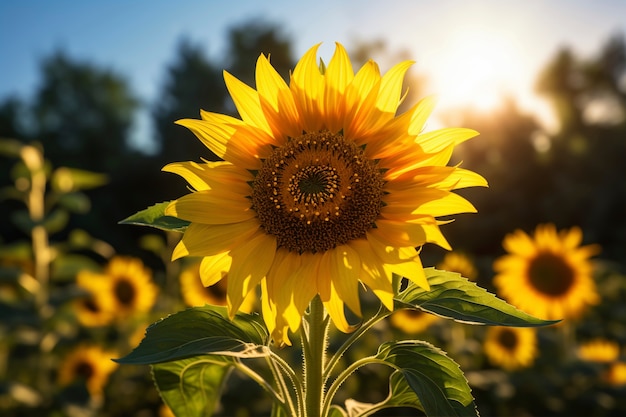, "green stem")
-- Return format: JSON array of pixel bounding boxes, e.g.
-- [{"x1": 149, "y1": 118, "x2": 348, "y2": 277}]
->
[
  {"x1": 266, "y1": 353, "x2": 298, "y2": 417},
  {"x1": 324, "y1": 306, "x2": 389, "y2": 381},
  {"x1": 322, "y1": 357, "x2": 391, "y2": 417},
  {"x1": 269, "y1": 350, "x2": 304, "y2": 415},
  {"x1": 303, "y1": 296, "x2": 328, "y2": 417}
]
